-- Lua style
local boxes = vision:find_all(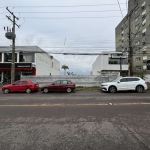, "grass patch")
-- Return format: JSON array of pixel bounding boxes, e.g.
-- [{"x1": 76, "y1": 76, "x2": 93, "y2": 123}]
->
[{"x1": 75, "y1": 86, "x2": 100, "y2": 91}]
